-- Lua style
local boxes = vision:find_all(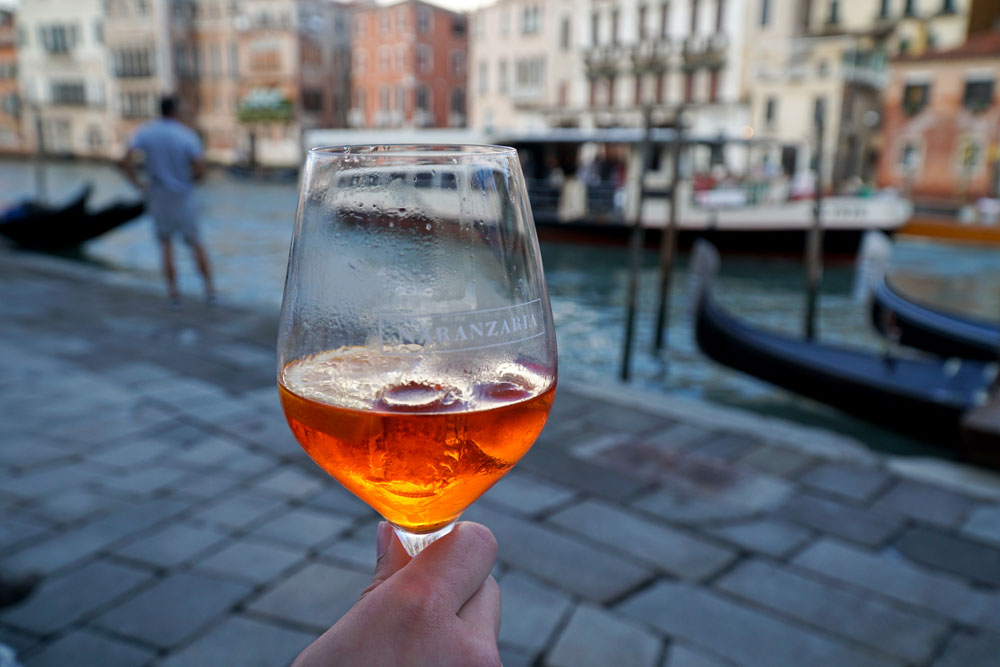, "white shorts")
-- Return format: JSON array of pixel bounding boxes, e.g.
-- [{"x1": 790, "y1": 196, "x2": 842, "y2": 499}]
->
[{"x1": 147, "y1": 188, "x2": 201, "y2": 244}]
